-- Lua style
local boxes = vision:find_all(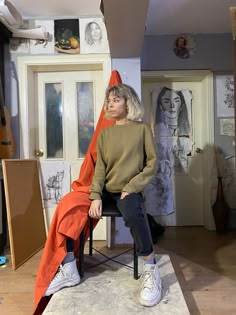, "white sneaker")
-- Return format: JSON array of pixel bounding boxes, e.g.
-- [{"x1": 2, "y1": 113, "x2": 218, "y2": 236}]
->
[
  {"x1": 139, "y1": 263, "x2": 162, "y2": 307},
  {"x1": 43, "y1": 259, "x2": 80, "y2": 296}
]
